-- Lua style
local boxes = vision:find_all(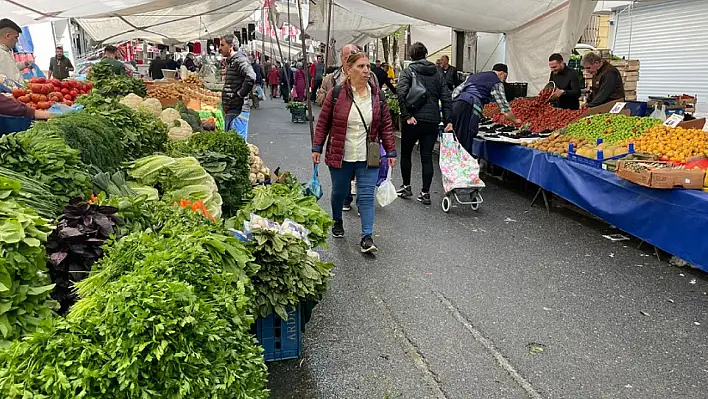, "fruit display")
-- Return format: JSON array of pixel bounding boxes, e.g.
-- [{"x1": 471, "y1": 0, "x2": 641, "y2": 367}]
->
[
  {"x1": 11, "y1": 78, "x2": 92, "y2": 109},
  {"x1": 491, "y1": 89, "x2": 584, "y2": 133},
  {"x1": 624, "y1": 125, "x2": 708, "y2": 163},
  {"x1": 483, "y1": 103, "x2": 500, "y2": 118},
  {"x1": 182, "y1": 73, "x2": 203, "y2": 86},
  {"x1": 565, "y1": 114, "x2": 662, "y2": 144},
  {"x1": 524, "y1": 133, "x2": 588, "y2": 156}
]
